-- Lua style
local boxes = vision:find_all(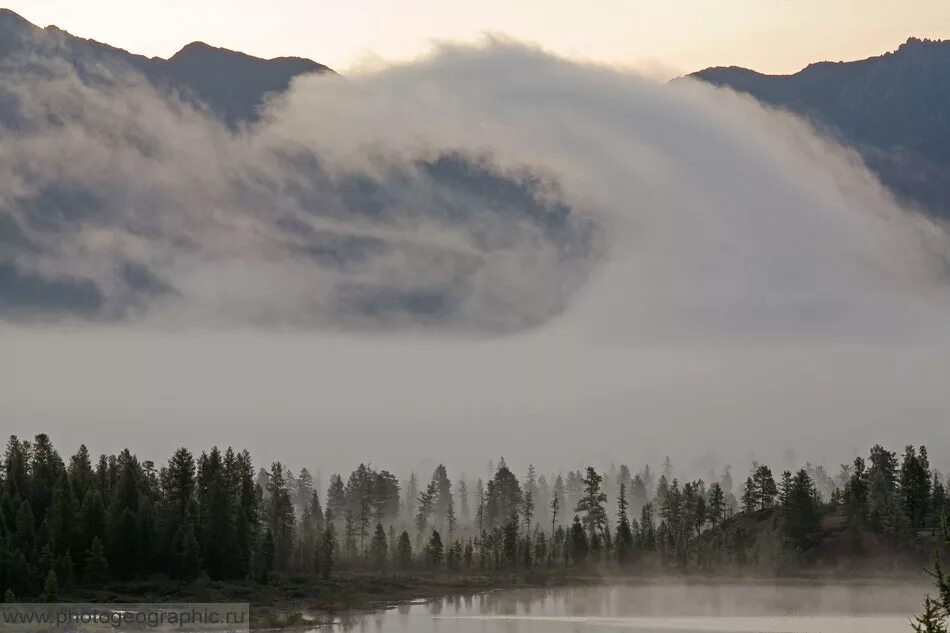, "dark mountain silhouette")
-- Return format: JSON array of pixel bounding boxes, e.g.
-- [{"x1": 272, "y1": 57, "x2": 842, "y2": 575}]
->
[
  {"x1": 690, "y1": 37, "x2": 950, "y2": 219},
  {"x1": 0, "y1": 8, "x2": 332, "y2": 124}
]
